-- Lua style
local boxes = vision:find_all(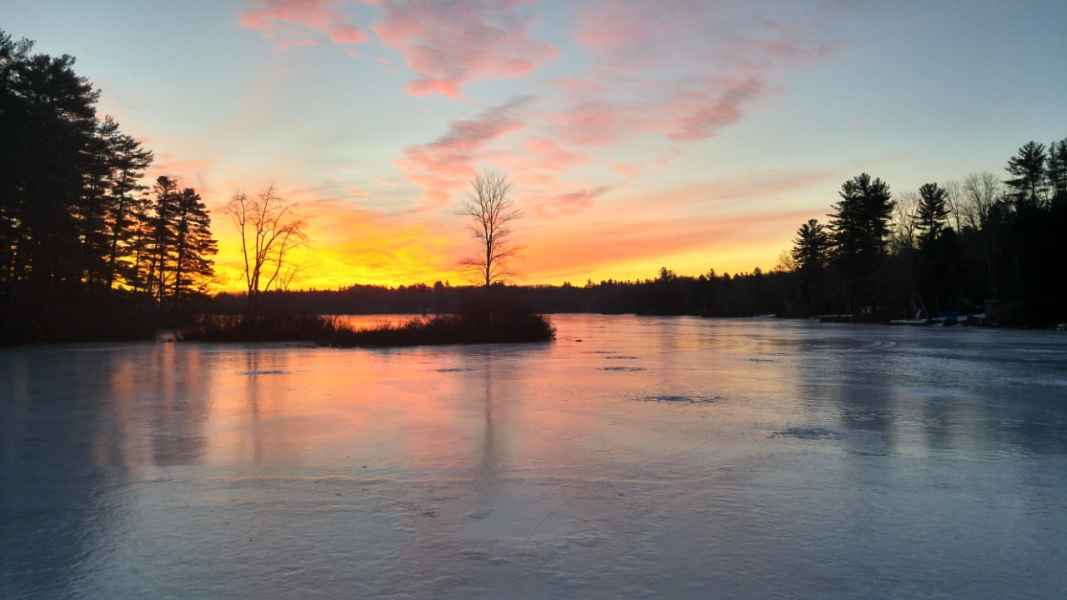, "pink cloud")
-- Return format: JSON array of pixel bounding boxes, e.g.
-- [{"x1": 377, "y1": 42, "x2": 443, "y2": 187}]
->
[
  {"x1": 550, "y1": 0, "x2": 829, "y2": 151},
  {"x1": 329, "y1": 23, "x2": 365, "y2": 44},
  {"x1": 239, "y1": 0, "x2": 367, "y2": 47},
  {"x1": 534, "y1": 185, "x2": 612, "y2": 219},
  {"x1": 473, "y1": 135, "x2": 590, "y2": 200},
  {"x1": 613, "y1": 163, "x2": 640, "y2": 178},
  {"x1": 550, "y1": 76, "x2": 763, "y2": 147},
  {"x1": 665, "y1": 76, "x2": 764, "y2": 141},
  {"x1": 504, "y1": 137, "x2": 587, "y2": 182},
  {"x1": 399, "y1": 95, "x2": 532, "y2": 208},
  {"x1": 374, "y1": 0, "x2": 556, "y2": 97}
]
